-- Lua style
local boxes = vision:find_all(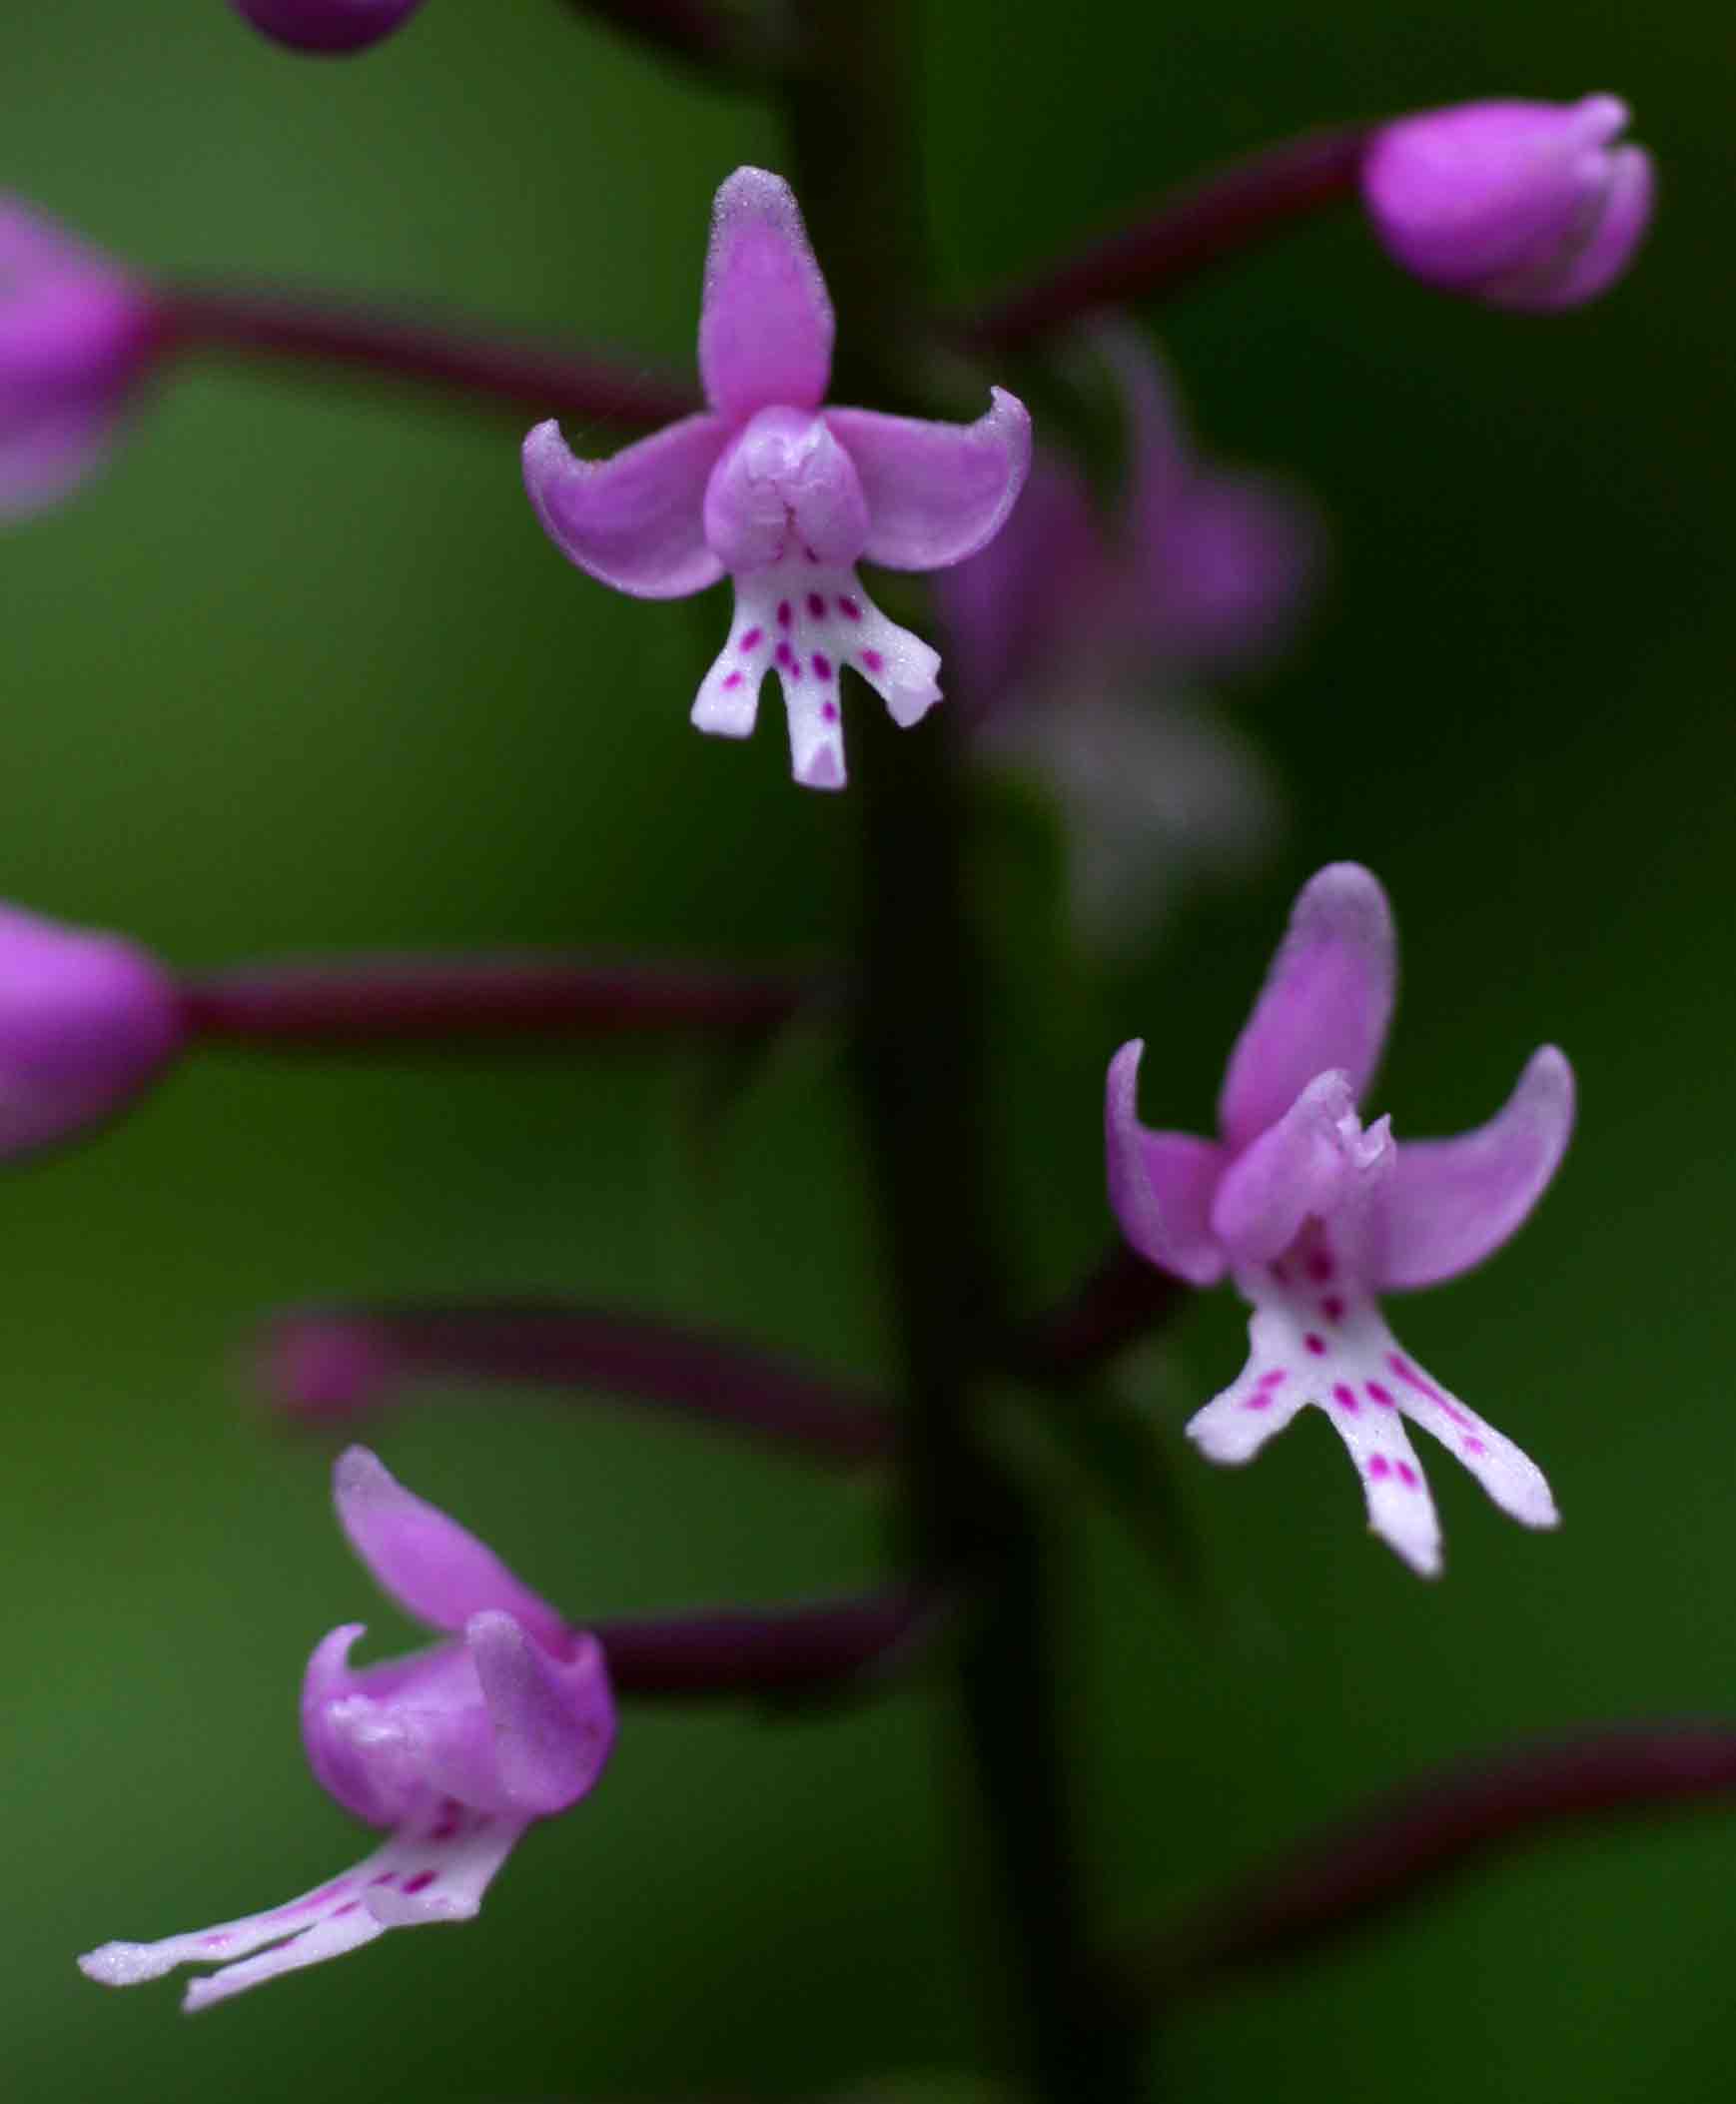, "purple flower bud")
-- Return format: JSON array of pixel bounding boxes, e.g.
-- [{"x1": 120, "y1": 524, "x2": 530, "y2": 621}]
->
[
  {"x1": 230, "y1": 0, "x2": 427, "y2": 54},
  {"x1": 0, "y1": 203, "x2": 156, "y2": 518},
  {"x1": 1360, "y1": 95, "x2": 1654, "y2": 311},
  {"x1": 0, "y1": 903, "x2": 183, "y2": 1158}
]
